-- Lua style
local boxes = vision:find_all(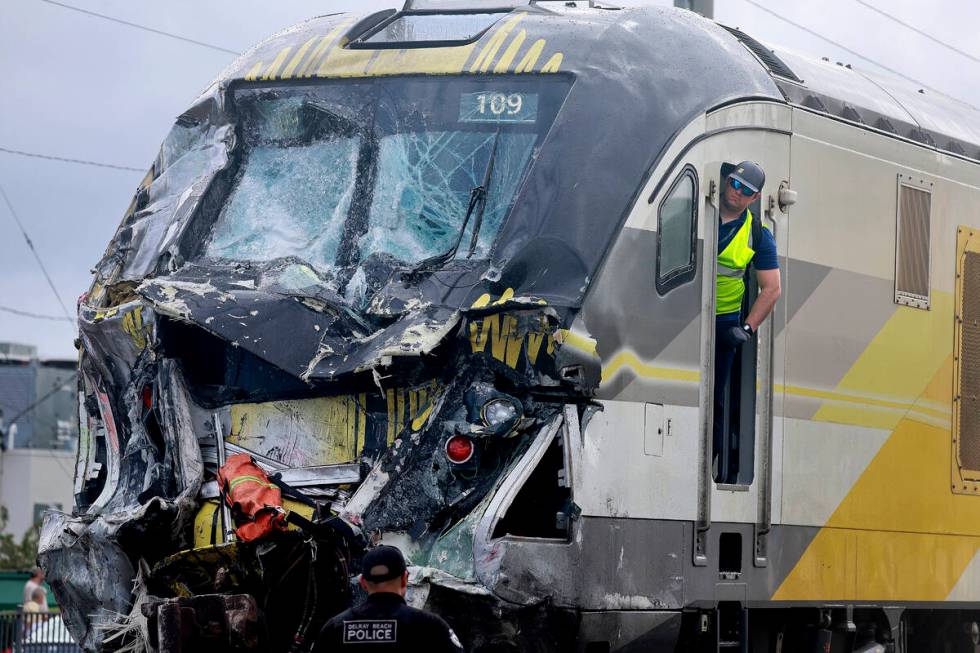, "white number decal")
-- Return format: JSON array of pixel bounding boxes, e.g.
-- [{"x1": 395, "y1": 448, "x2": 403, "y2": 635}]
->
[{"x1": 475, "y1": 93, "x2": 524, "y2": 117}]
